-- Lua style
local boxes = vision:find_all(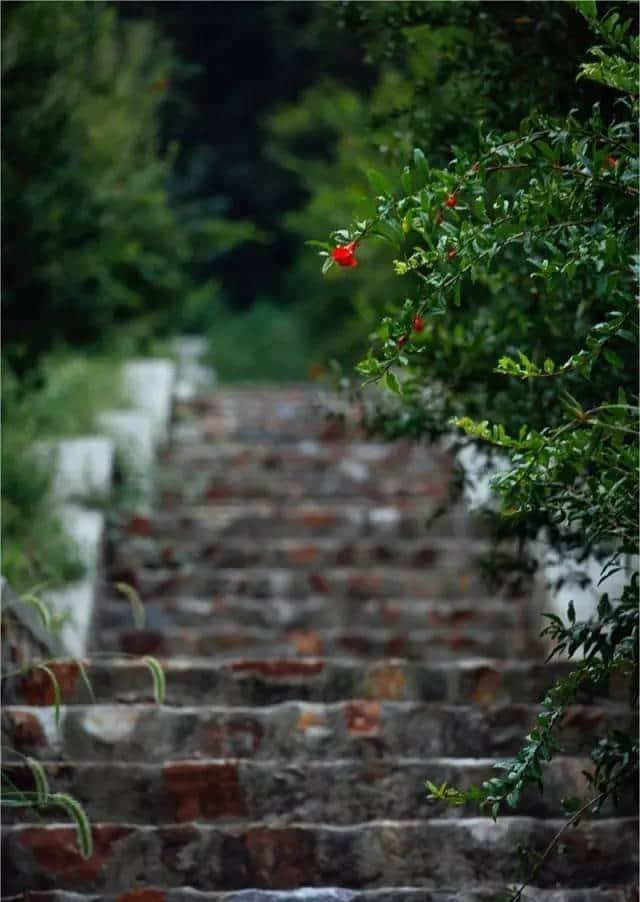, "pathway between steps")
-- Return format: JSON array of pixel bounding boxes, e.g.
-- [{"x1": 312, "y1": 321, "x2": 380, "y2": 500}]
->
[{"x1": 3, "y1": 386, "x2": 637, "y2": 901}]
